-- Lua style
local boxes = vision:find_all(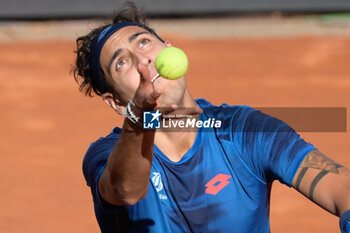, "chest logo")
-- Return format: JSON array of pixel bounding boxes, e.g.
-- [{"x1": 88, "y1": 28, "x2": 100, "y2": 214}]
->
[
  {"x1": 205, "y1": 174, "x2": 232, "y2": 195},
  {"x1": 151, "y1": 172, "x2": 164, "y2": 192}
]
